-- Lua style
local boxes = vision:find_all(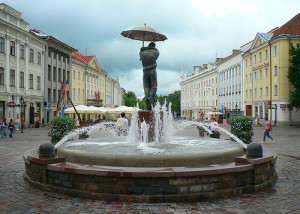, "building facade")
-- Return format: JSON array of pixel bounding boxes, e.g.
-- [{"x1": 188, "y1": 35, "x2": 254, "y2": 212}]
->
[
  {"x1": 242, "y1": 14, "x2": 300, "y2": 125},
  {"x1": 217, "y1": 50, "x2": 244, "y2": 116},
  {"x1": 0, "y1": 4, "x2": 46, "y2": 128},
  {"x1": 180, "y1": 62, "x2": 219, "y2": 120}
]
